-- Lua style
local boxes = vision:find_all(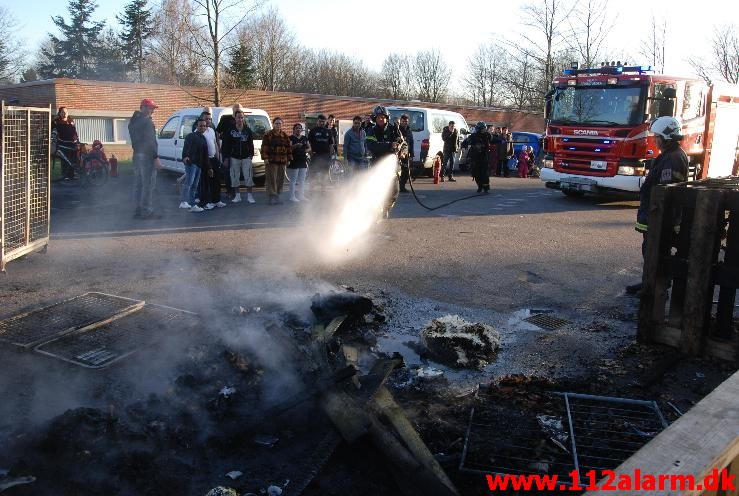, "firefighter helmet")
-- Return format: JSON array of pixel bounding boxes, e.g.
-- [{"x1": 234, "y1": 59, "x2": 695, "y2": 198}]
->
[
  {"x1": 475, "y1": 121, "x2": 486, "y2": 131},
  {"x1": 371, "y1": 106, "x2": 389, "y2": 121},
  {"x1": 650, "y1": 116, "x2": 683, "y2": 141}
]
